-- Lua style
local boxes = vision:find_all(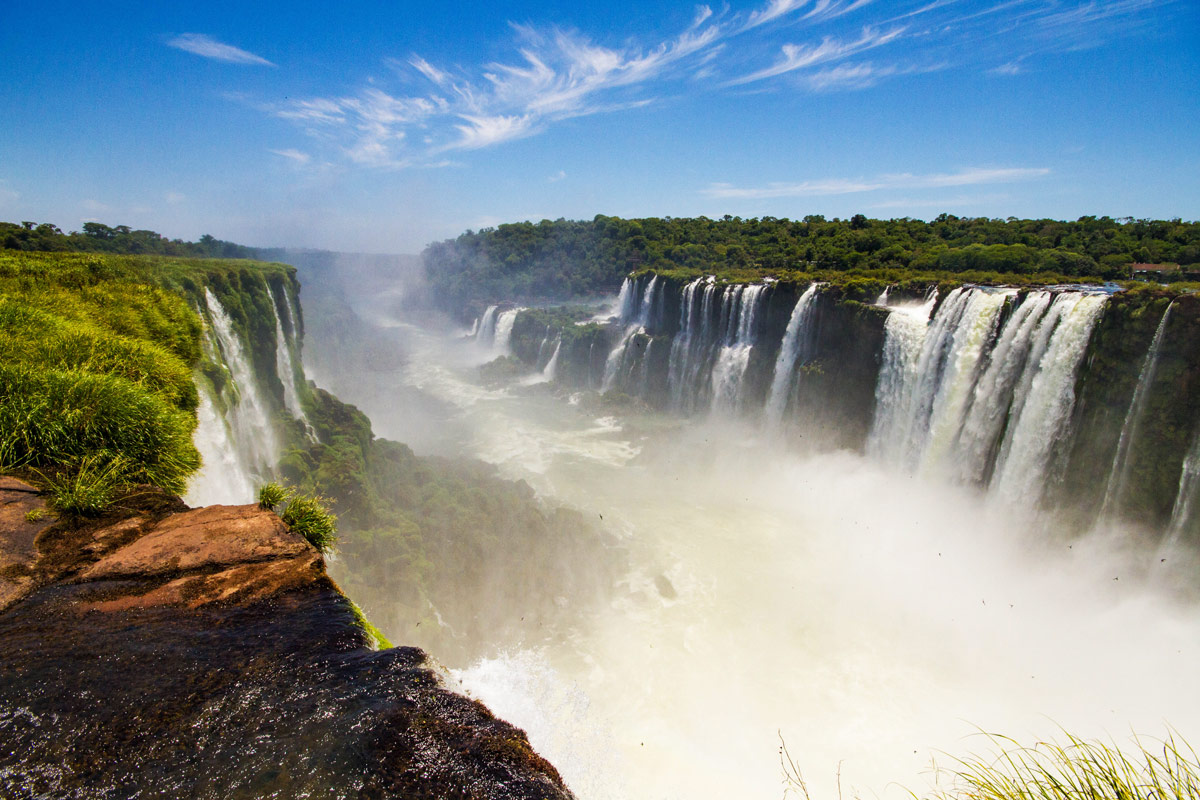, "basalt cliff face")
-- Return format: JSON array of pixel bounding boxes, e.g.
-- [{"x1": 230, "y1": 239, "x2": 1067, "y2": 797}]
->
[{"x1": 0, "y1": 476, "x2": 571, "y2": 799}]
